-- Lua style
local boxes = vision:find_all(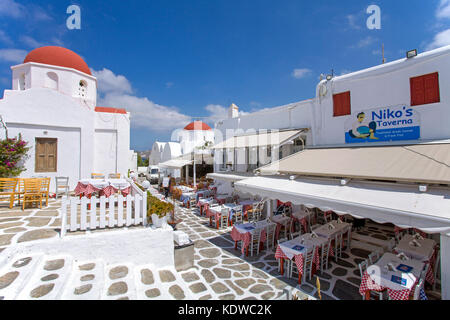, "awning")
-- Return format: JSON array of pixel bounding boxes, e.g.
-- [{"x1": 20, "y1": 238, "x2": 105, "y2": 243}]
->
[
  {"x1": 212, "y1": 129, "x2": 305, "y2": 149},
  {"x1": 259, "y1": 143, "x2": 450, "y2": 185},
  {"x1": 159, "y1": 159, "x2": 192, "y2": 169},
  {"x1": 206, "y1": 172, "x2": 256, "y2": 182},
  {"x1": 235, "y1": 175, "x2": 450, "y2": 234}
]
